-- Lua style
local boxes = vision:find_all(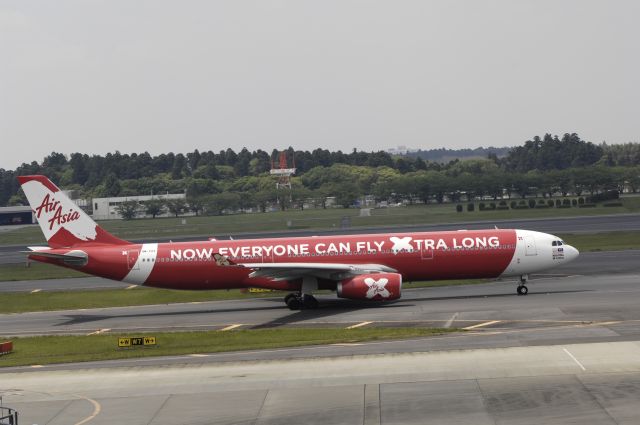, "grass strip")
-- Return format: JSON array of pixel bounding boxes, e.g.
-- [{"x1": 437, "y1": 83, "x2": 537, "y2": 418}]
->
[
  {"x1": 557, "y1": 231, "x2": 640, "y2": 252},
  {"x1": 0, "y1": 287, "x2": 288, "y2": 314},
  {"x1": 0, "y1": 328, "x2": 455, "y2": 367},
  {"x1": 0, "y1": 262, "x2": 88, "y2": 281}
]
